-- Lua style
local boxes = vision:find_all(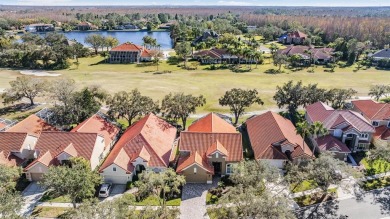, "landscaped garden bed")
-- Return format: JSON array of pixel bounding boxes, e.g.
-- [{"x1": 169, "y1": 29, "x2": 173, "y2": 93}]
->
[
  {"x1": 40, "y1": 191, "x2": 72, "y2": 203},
  {"x1": 361, "y1": 158, "x2": 390, "y2": 176},
  {"x1": 293, "y1": 188, "x2": 337, "y2": 207},
  {"x1": 290, "y1": 180, "x2": 318, "y2": 193},
  {"x1": 362, "y1": 177, "x2": 390, "y2": 191}
]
